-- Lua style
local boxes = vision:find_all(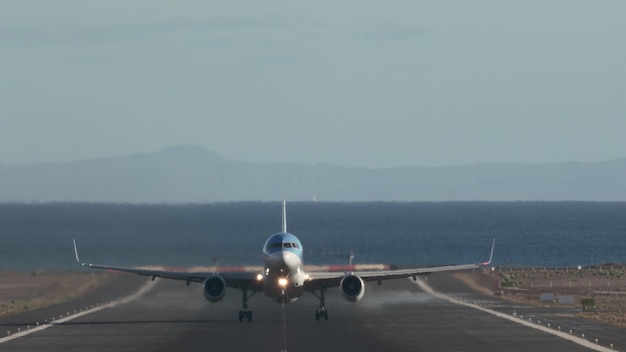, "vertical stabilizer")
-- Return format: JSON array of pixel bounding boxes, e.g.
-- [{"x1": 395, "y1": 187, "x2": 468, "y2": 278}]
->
[{"x1": 282, "y1": 200, "x2": 287, "y2": 233}]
